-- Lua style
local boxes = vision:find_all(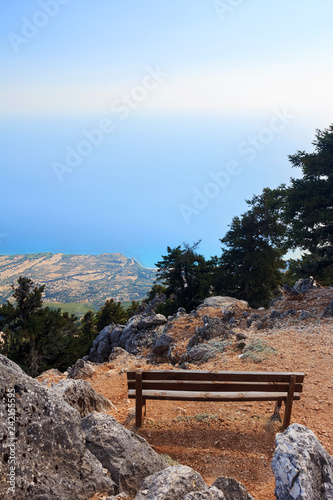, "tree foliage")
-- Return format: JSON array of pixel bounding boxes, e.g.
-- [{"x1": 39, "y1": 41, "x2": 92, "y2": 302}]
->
[
  {"x1": 154, "y1": 242, "x2": 216, "y2": 314},
  {"x1": 214, "y1": 188, "x2": 287, "y2": 307},
  {"x1": 95, "y1": 299, "x2": 128, "y2": 331},
  {"x1": 0, "y1": 277, "x2": 84, "y2": 376},
  {"x1": 284, "y1": 124, "x2": 333, "y2": 258}
]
